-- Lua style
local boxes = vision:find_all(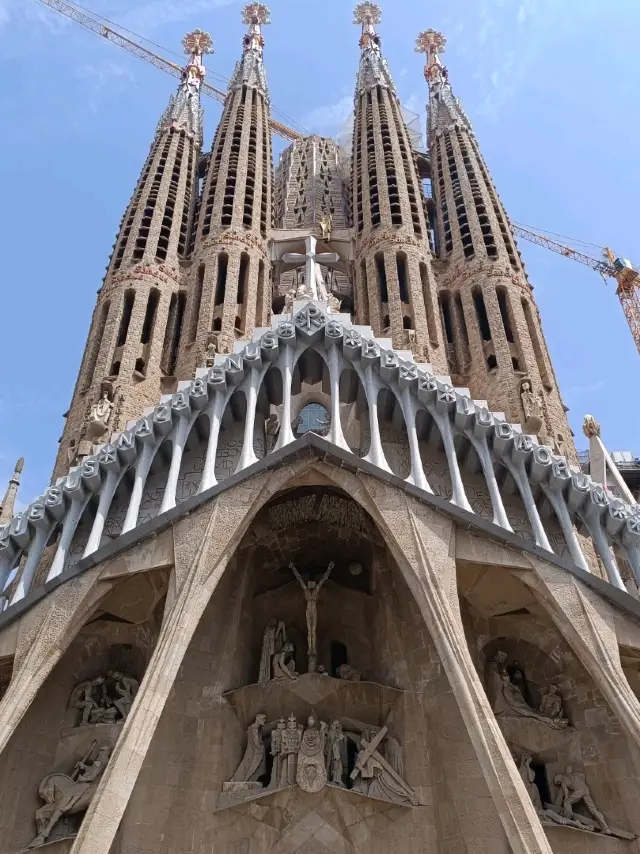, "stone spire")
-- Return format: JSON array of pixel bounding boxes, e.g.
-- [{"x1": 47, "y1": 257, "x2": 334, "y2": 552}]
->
[
  {"x1": 181, "y1": 4, "x2": 273, "y2": 369},
  {"x1": 354, "y1": 2, "x2": 395, "y2": 94},
  {"x1": 350, "y1": 4, "x2": 447, "y2": 368},
  {"x1": 0, "y1": 458, "x2": 24, "y2": 525},
  {"x1": 416, "y1": 28, "x2": 575, "y2": 459},
  {"x1": 52, "y1": 31, "x2": 212, "y2": 479}
]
